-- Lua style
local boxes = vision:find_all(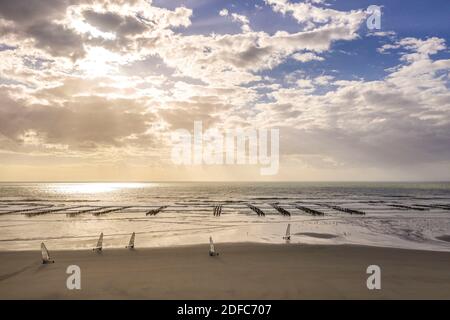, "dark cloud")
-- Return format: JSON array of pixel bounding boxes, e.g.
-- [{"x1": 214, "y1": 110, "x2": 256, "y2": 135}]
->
[
  {"x1": 160, "y1": 98, "x2": 230, "y2": 130},
  {"x1": 279, "y1": 106, "x2": 450, "y2": 168},
  {"x1": 0, "y1": 0, "x2": 74, "y2": 24},
  {"x1": 0, "y1": 91, "x2": 154, "y2": 150},
  {"x1": 83, "y1": 10, "x2": 123, "y2": 31},
  {"x1": 26, "y1": 21, "x2": 85, "y2": 59},
  {"x1": 83, "y1": 10, "x2": 146, "y2": 36},
  {"x1": 0, "y1": 0, "x2": 86, "y2": 59},
  {"x1": 0, "y1": 0, "x2": 147, "y2": 60},
  {"x1": 232, "y1": 46, "x2": 274, "y2": 69}
]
